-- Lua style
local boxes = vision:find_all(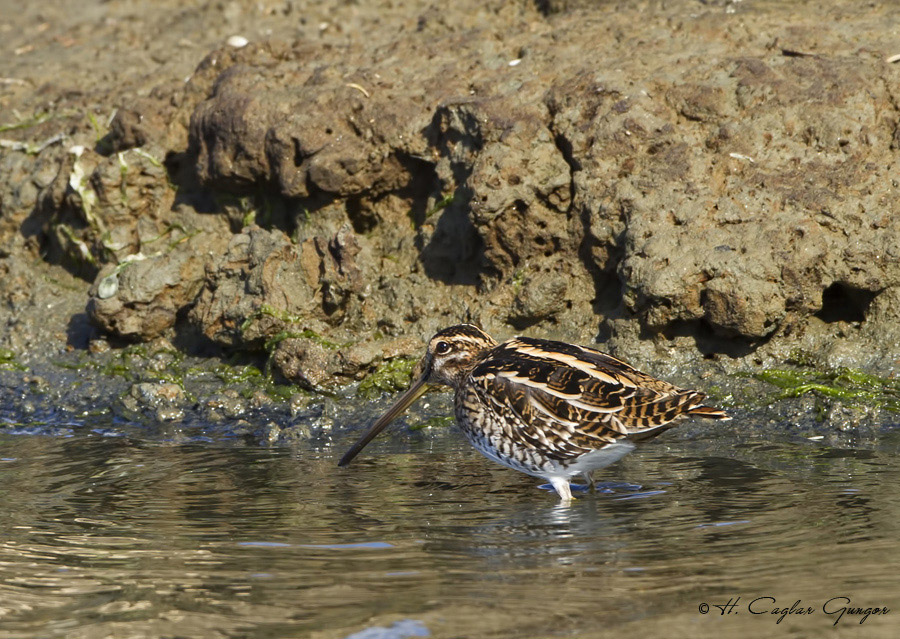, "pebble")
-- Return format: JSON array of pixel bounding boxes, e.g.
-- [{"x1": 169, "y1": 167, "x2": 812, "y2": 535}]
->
[
  {"x1": 88, "y1": 339, "x2": 111, "y2": 354},
  {"x1": 156, "y1": 407, "x2": 184, "y2": 422},
  {"x1": 130, "y1": 382, "x2": 185, "y2": 407}
]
